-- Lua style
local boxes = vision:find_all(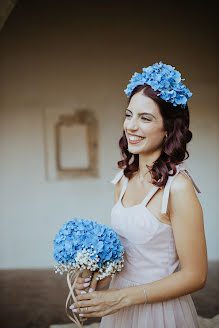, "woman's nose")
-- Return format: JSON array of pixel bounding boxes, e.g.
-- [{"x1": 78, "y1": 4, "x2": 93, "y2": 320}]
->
[{"x1": 127, "y1": 117, "x2": 138, "y2": 130}]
